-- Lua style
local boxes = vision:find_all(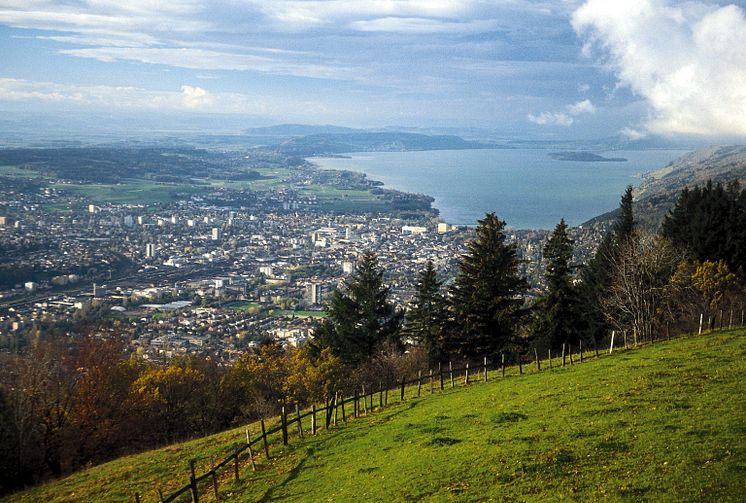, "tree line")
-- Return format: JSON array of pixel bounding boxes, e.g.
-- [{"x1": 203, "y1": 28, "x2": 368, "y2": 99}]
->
[{"x1": 2, "y1": 180, "x2": 745, "y2": 495}]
